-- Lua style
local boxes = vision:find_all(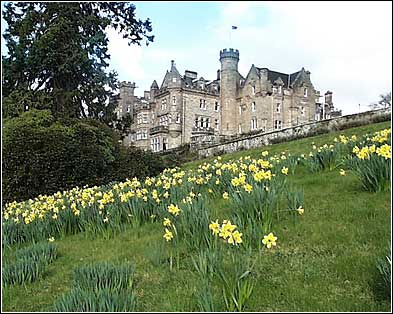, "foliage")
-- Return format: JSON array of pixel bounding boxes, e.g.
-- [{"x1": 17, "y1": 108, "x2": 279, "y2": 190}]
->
[
  {"x1": 369, "y1": 92, "x2": 391, "y2": 110},
  {"x1": 53, "y1": 287, "x2": 137, "y2": 312},
  {"x1": 53, "y1": 261, "x2": 137, "y2": 312},
  {"x1": 3, "y1": 242, "x2": 57, "y2": 286},
  {"x1": 2, "y1": 2, "x2": 153, "y2": 124},
  {"x1": 376, "y1": 246, "x2": 391, "y2": 295},
  {"x1": 72, "y1": 261, "x2": 135, "y2": 293},
  {"x1": 15, "y1": 242, "x2": 58, "y2": 264},
  {"x1": 2, "y1": 109, "x2": 167, "y2": 204}
]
